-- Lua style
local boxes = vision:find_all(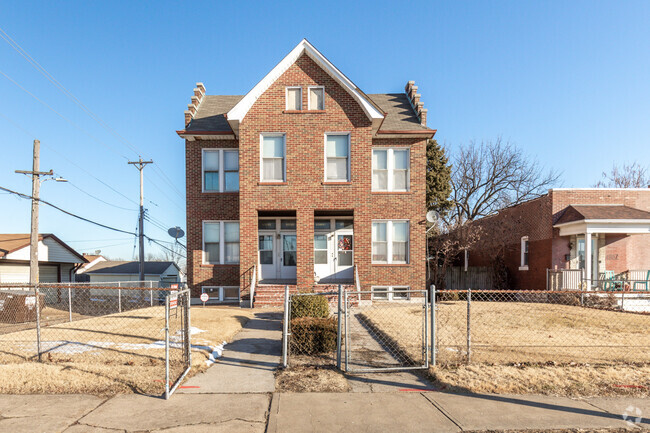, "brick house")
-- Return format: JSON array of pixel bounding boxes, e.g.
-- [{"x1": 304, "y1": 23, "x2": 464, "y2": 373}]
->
[
  {"x1": 458, "y1": 188, "x2": 650, "y2": 290},
  {"x1": 178, "y1": 40, "x2": 435, "y2": 306}
]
